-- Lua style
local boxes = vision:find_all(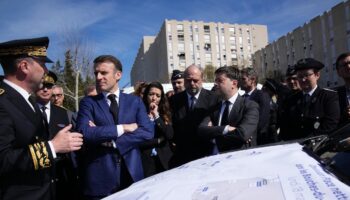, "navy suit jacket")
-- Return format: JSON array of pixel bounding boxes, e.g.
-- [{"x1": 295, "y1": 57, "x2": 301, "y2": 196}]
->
[{"x1": 76, "y1": 92, "x2": 154, "y2": 196}]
